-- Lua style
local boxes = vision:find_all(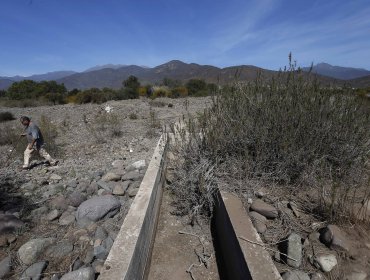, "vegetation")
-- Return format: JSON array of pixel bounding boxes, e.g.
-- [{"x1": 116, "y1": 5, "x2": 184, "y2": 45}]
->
[
  {"x1": 169, "y1": 58, "x2": 370, "y2": 223},
  {"x1": 0, "y1": 111, "x2": 15, "y2": 122}
]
